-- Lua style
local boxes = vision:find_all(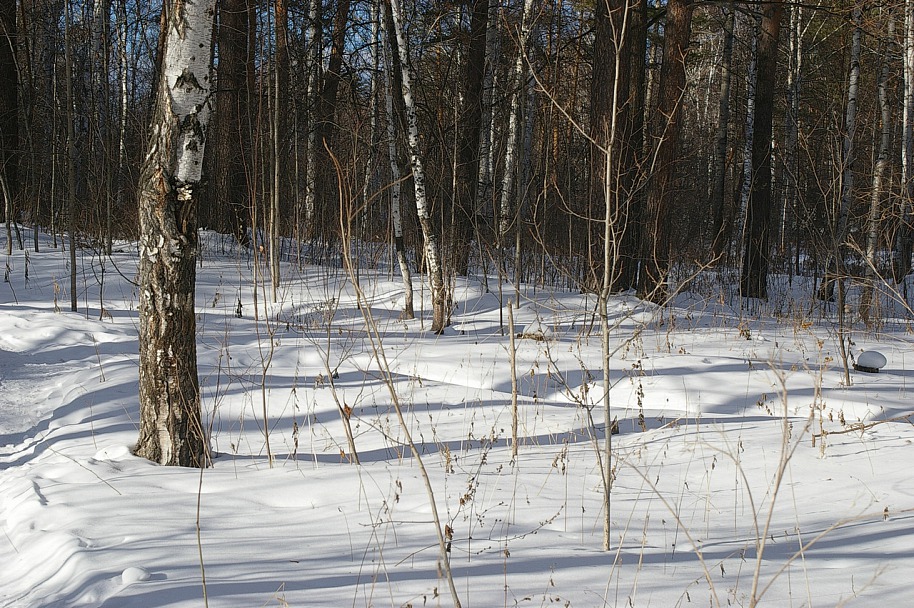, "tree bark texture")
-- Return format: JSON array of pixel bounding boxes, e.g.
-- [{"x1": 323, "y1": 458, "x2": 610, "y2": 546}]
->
[
  {"x1": 498, "y1": 0, "x2": 535, "y2": 248},
  {"x1": 452, "y1": 0, "x2": 489, "y2": 276},
  {"x1": 861, "y1": 10, "x2": 894, "y2": 325},
  {"x1": 0, "y1": 0, "x2": 18, "y2": 209},
  {"x1": 638, "y1": 0, "x2": 693, "y2": 302},
  {"x1": 380, "y1": 0, "x2": 414, "y2": 319},
  {"x1": 820, "y1": 4, "x2": 861, "y2": 301},
  {"x1": 311, "y1": 0, "x2": 351, "y2": 240},
  {"x1": 709, "y1": 4, "x2": 734, "y2": 258},
  {"x1": 386, "y1": 0, "x2": 448, "y2": 333},
  {"x1": 590, "y1": 0, "x2": 644, "y2": 293},
  {"x1": 135, "y1": 0, "x2": 216, "y2": 467},
  {"x1": 896, "y1": 0, "x2": 914, "y2": 282},
  {"x1": 209, "y1": 0, "x2": 252, "y2": 243},
  {"x1": 740, "y1": 0, "x2": 783, "y2": 300}
]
